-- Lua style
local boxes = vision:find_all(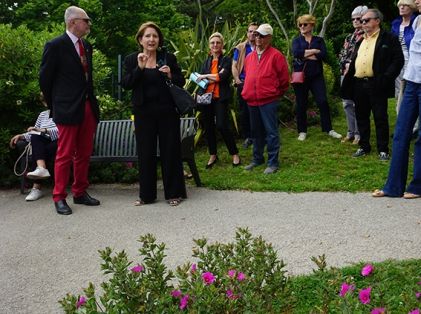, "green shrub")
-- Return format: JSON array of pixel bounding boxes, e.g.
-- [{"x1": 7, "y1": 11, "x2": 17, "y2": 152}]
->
[{"x1": 59, "y1": 228, "x2": 421, "y2": 313}]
